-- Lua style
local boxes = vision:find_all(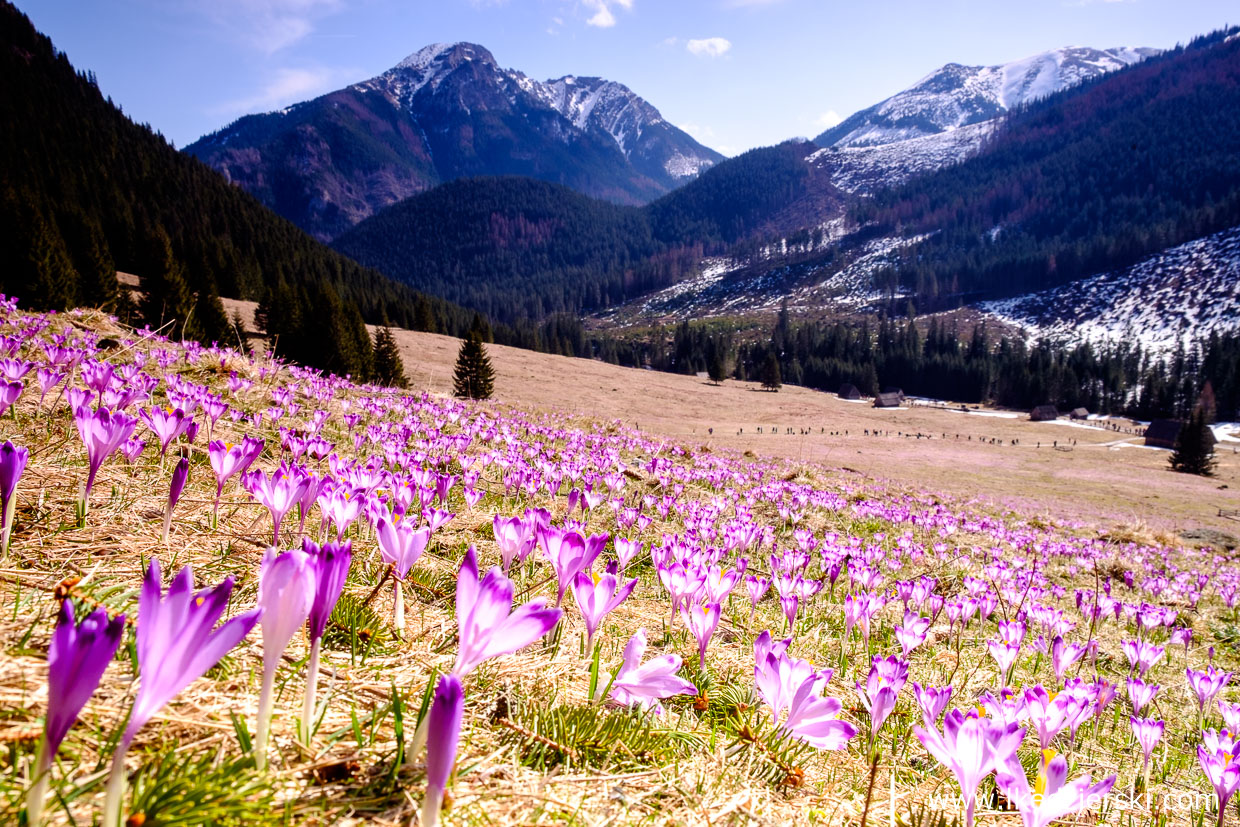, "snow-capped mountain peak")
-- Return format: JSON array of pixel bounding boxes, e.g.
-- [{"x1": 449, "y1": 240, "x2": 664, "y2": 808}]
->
[{"x1": 817, "y1": 45, "x2": 1159, "y2": 149}]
